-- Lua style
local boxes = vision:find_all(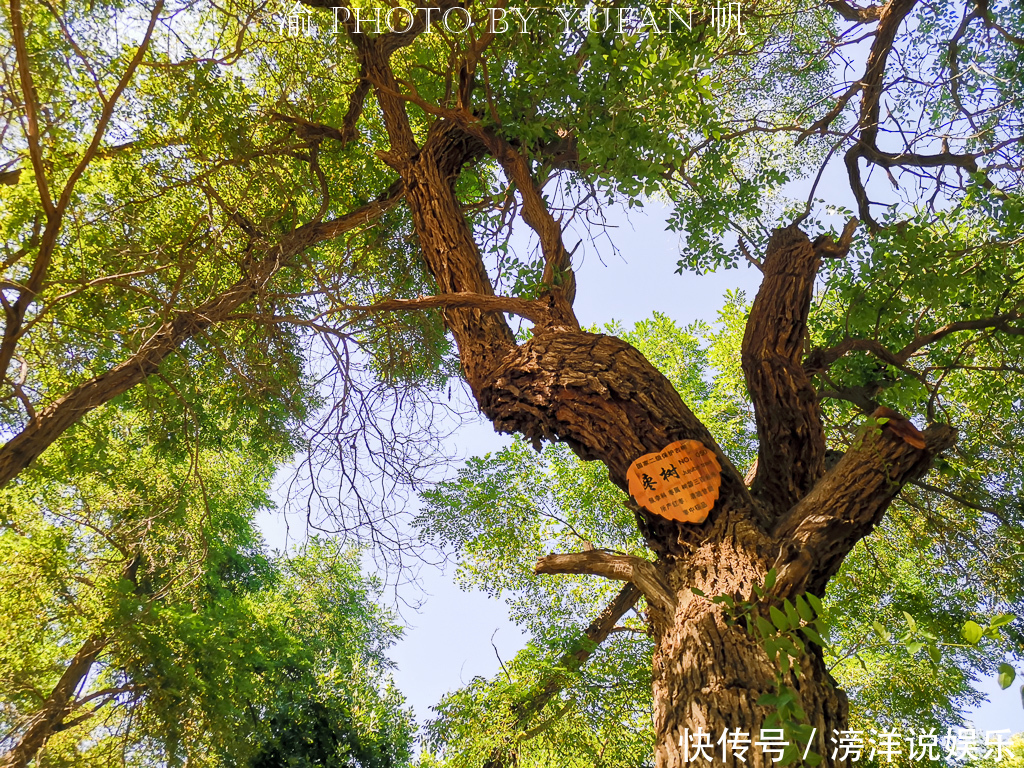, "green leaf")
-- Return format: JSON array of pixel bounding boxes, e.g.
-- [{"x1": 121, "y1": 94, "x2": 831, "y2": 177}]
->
[
  {"x1": 796, "y1": 595, "x2": 815, "y2": 623},
  {"x1": 770, "y1": 606, "x2": 790, "y2": 631},
  {"x1": 902, "y1": 611, "x2": 917, "y2": 633},
  {"x1": 806, "y1": 593, "x2": 823, "y2": 615},
  {"x1": 997, "y1": 663, "x2": 1016, "y2": 690},
  {"x1": 872, "y1": 620, "x2": 891, "y2": 642},
  {"x1": 783, "y1": 599, "x2": 800, "y2": 628},
  {"x1": 962, "y1": 620, "x2": 984, "y2": 645},
  {"x1": 763, "y1": 568, "x2": 777, "y2": 591},
  {"x1": 906, "y1": 640, "x2": 925, "y2": 656},
  {"x1": 801, "y1": 626, "x2": 827, "y2": 648}
]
